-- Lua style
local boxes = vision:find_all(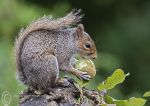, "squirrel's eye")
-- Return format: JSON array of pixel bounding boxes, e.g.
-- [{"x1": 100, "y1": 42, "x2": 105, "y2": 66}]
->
[{"x1": 85, "y1": 43, "x2": 91, "y2": 48}]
